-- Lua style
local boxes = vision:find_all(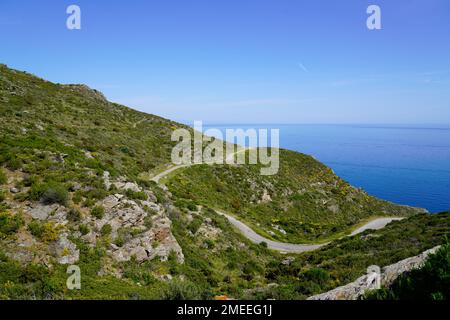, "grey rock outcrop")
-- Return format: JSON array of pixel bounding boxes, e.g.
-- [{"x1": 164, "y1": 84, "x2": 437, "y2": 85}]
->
[
  {"x1": 308, "y1": 246, "x2": 441, "y2": 300},
  {"x1": 49, "y1": 233, "x2": 80, "y2": 265},
  {"x1": 110, "y1": 213, "x2": 184, "y2": 264},
  {"x1": 28, "y1": 203, "x2": 59, "y2": 220},
  {"x1": 87, "y1": 193, "x2": 185, "y2": 265}
]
